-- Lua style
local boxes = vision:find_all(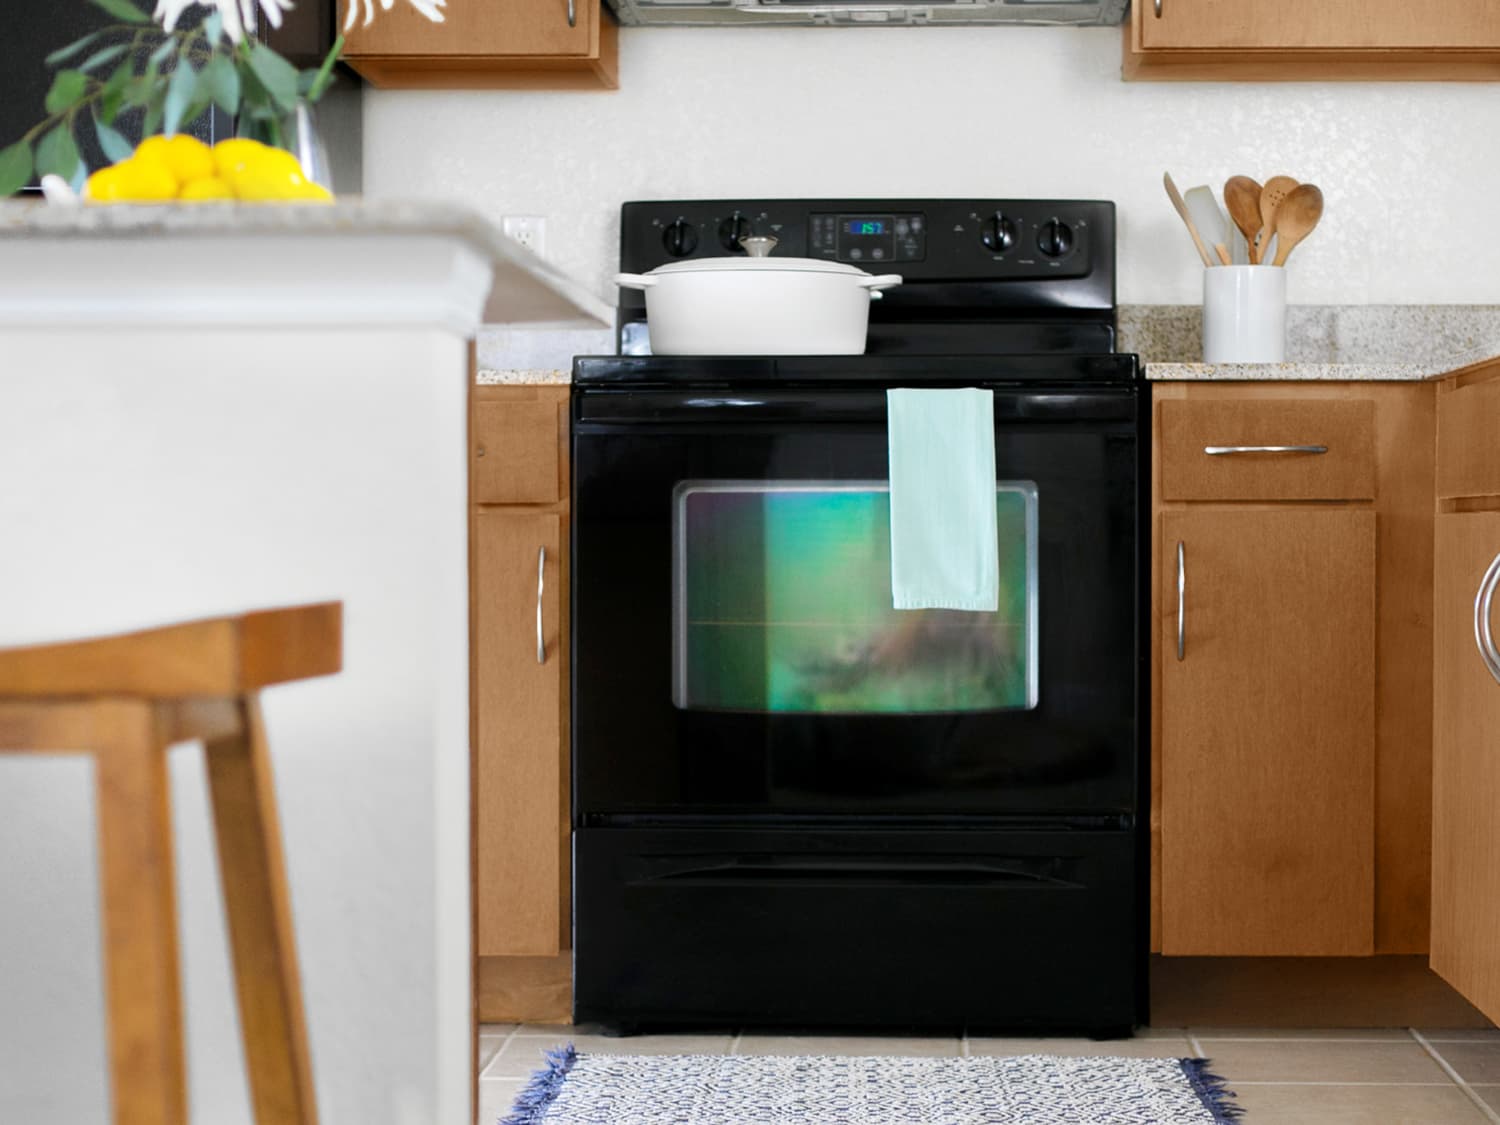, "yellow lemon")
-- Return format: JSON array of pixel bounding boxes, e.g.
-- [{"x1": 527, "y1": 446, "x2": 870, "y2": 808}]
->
[
  {"x1": 228, "y1": 165, "x2": 333, "y2": 204},
  {"x1": 134, "y1": 134, "x2": 213, "y2": 187},
  {"x1": 83, "y1": 158, "x2": 179, "y2": 204},
  {"x1": 212, "y1": 138, "x2": 301, "y2": 180},
  {"x1": 178, "y1": 176, "x2": 235, "y2": 203}
]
